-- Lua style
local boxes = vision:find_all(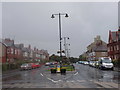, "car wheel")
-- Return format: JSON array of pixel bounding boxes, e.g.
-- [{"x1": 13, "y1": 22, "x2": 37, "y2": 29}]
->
[
  {"x1": 111, "y1": 67, "x2": 114, "y2": 70},
  {"x1": 100, "y1": 66, "x2": 103, "y2": 70}
]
